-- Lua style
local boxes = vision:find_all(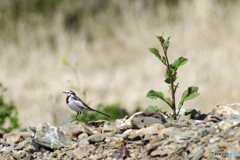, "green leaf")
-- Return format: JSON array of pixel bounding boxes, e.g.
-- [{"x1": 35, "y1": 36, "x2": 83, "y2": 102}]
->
[
  {"x1": 182, "y1": 86, "x2": 199, "y2": 101},
  {"x1": 146, "y1": 90, "x2": 172, "y2": 107},
  {"x1": 178, "y1": 86, "x2": 200, "y2": 109},
  {"x1": 145, "y1": 105, "x2": 162, "y2": 113},
  {"x1": 170, "y1": 57, "x2": 188, "y2": 69},
  {"x1": 164, "y1": 68, "x2": 177, "y2": 84},
  {"x1": 146, "y1": 90, "x2": 163, "y2": 99},
  {"x1": 149, "y1": 48, "x2": 161, "y2": 60},
  {"x1": 164, "y1": 57, "x2": 187, "y2": 84},
  {"x1": 156, "y1": 36, "x2": 170, "y2": 50},
  {"x1": 156, "y1": 36, "x2": 165, "y2": 45},
  {"x1": 164, "y1": 37, "x2": 170, "y2": 50},
  {"x1": 164, "y1": 70, "x2": 169, "y2": 84},
  {"x1": 149, "y1": 48, "x2": 166, "y2": 65}
]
